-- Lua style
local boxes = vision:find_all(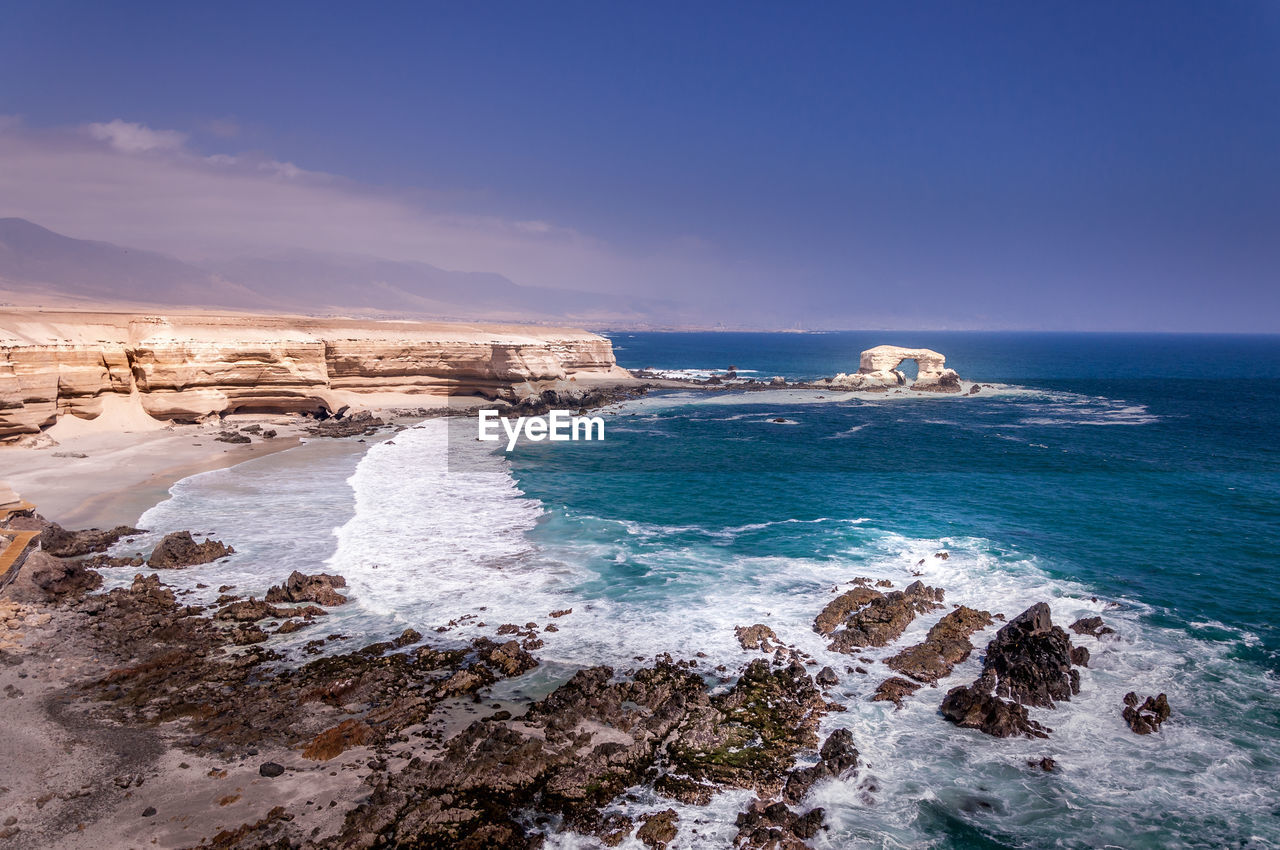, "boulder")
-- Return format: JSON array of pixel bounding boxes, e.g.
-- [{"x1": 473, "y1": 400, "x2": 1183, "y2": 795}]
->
[
  {"x1": 781, "y1": 728, "x2": 858, "y2": 803},
  {"x1": 10, "y1": 550, "x2": 102, "y2": 601},
  {"x1": 636, "y1": 809, "x2": 678, "y2": 849},
  {"x1": 883, "y1": 605, "x2": 993, "y2": 683}
]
